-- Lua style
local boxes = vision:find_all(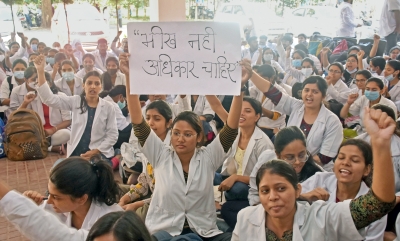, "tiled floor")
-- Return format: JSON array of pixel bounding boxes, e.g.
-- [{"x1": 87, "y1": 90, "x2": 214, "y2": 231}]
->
[{"x1": 0, "y1": 153, "x2": 122, "y2": 241}]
